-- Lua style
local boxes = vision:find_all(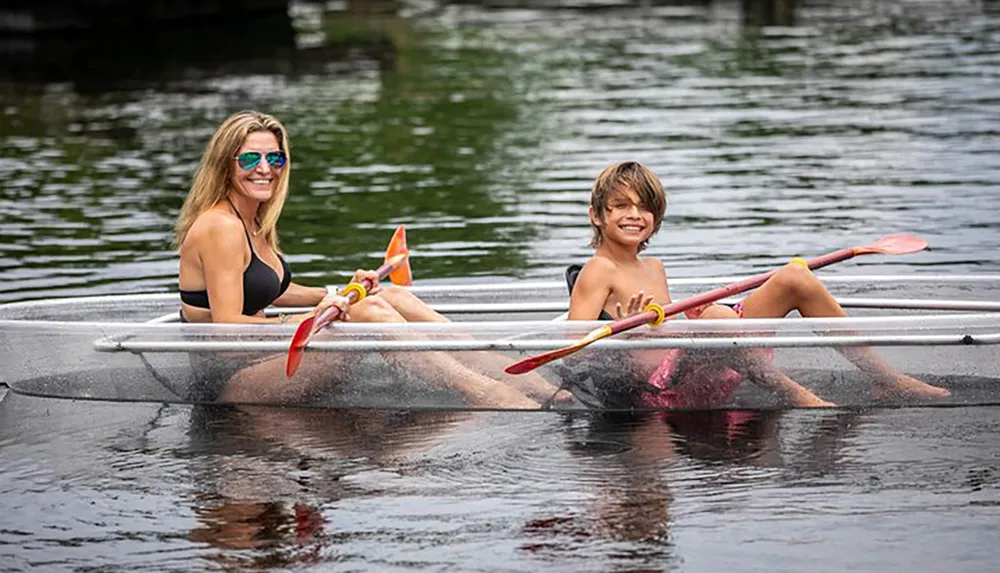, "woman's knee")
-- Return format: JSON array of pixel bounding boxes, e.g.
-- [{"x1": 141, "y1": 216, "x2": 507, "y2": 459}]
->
[
  {"x1": 351, "y1": 296, "x2": 402, "y2": 322},
  {"x1": 377, "y1": 285, "x2": 412, "y2": 305}
]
